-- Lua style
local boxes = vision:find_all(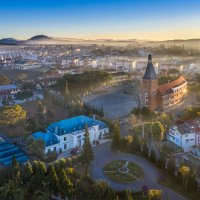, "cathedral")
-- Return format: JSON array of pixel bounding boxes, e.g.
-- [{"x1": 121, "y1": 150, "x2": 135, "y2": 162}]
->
[{"x1": 142, "y1": 55, "x2": 187, "y2": 111}]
